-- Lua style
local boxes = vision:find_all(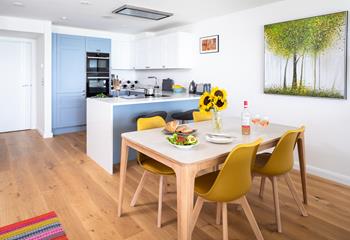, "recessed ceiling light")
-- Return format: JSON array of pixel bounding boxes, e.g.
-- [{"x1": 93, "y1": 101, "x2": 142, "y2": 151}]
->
[
  {"x1": 80, "y1": 0, "x2": 90, "y2": 5},
  {"x1": 60, "y1": 16, "x2": 68, "y2": 21},
  {"x1": 112, "y1": 5, "x2": 173, "y2": 21},
  {"x1": 12, "y1": 1, "x2": 24, "y2": 7}
]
